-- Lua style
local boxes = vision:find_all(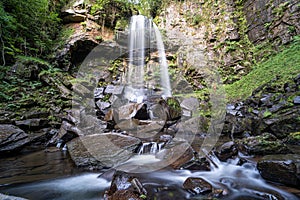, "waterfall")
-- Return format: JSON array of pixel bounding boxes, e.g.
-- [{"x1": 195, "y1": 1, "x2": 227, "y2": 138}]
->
[
  {"x1": 138, "y1": 142, "x2": 164, "y2": 154},
  {"x1": 124, "y1": 15, "x2": 172, "y2": 102}
]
